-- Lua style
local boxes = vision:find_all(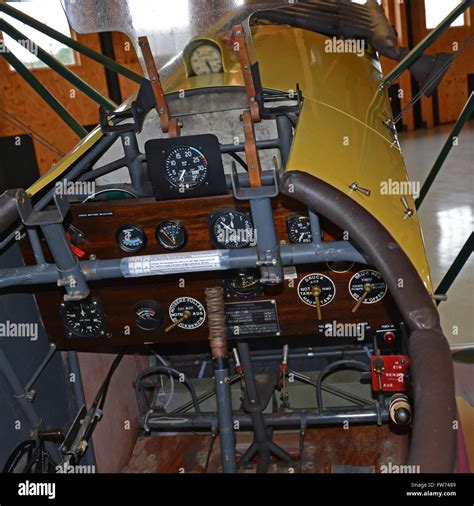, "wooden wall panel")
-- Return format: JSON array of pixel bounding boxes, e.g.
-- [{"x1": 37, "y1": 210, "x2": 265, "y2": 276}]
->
[{"x1": 411, "y1": 2, "x2": 474, "y2": 125}]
